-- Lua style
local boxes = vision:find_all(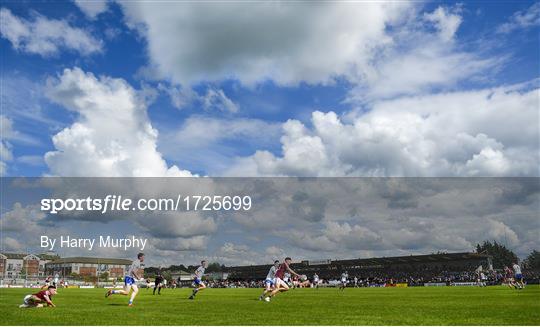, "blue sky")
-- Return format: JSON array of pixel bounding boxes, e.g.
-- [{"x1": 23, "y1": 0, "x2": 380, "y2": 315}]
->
[
  {"x1": 0, "y1": 1, "x2": 539, "y2": 264},
  {"x1": 1, "y1": 0, "x2": 538, "y2": 178}
]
